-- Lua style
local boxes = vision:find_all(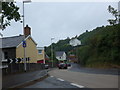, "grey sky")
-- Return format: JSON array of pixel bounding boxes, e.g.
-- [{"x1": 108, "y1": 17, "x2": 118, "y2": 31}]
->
[{"x1": 1, "y1": 1, "x2": 118, "y2": 47}]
